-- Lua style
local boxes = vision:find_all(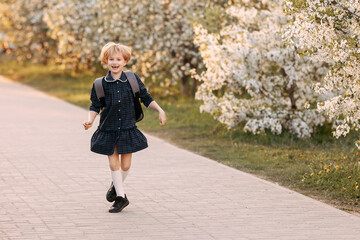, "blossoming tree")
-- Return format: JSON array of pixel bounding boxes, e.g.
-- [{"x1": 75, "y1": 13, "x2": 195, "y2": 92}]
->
[
  {"x1": 42, "y1": 0, "x2": 99, "y2": 71},
  {"x1": 284, "y1": 0, "x2": 360, "y2": 144},
  {"x1": 0, "y1": 0, "x2": 56, "y2": 64},
  {"x1": 2, "y1": 0, "x2": 230, "y2": 95},
  {"x1": 192, "y1": 0, "x2": 330, "y2": 137},
  {"x1": 43, "y1": 0, "x2": 229, "y2": 95}
]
